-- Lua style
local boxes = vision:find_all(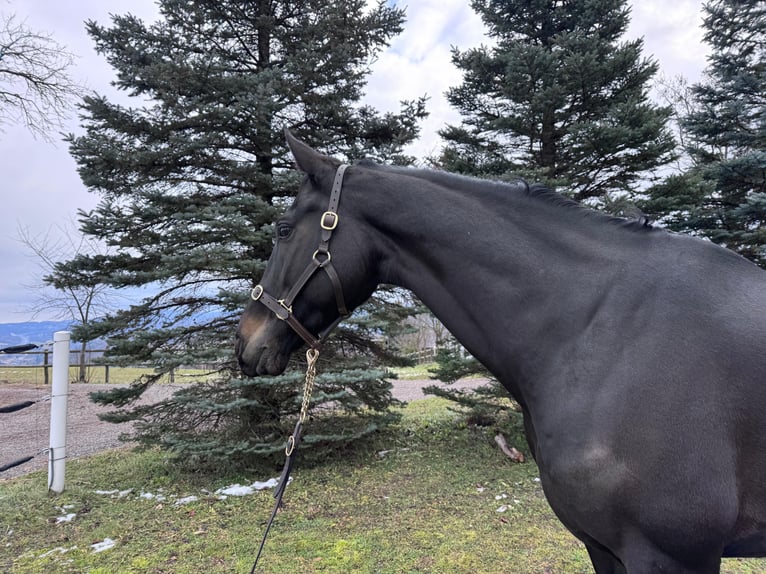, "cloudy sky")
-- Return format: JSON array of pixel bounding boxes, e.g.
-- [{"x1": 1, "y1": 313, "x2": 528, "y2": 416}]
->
[{"x1": 1, "y1": 0, "x2": 709, "y2": 324}]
